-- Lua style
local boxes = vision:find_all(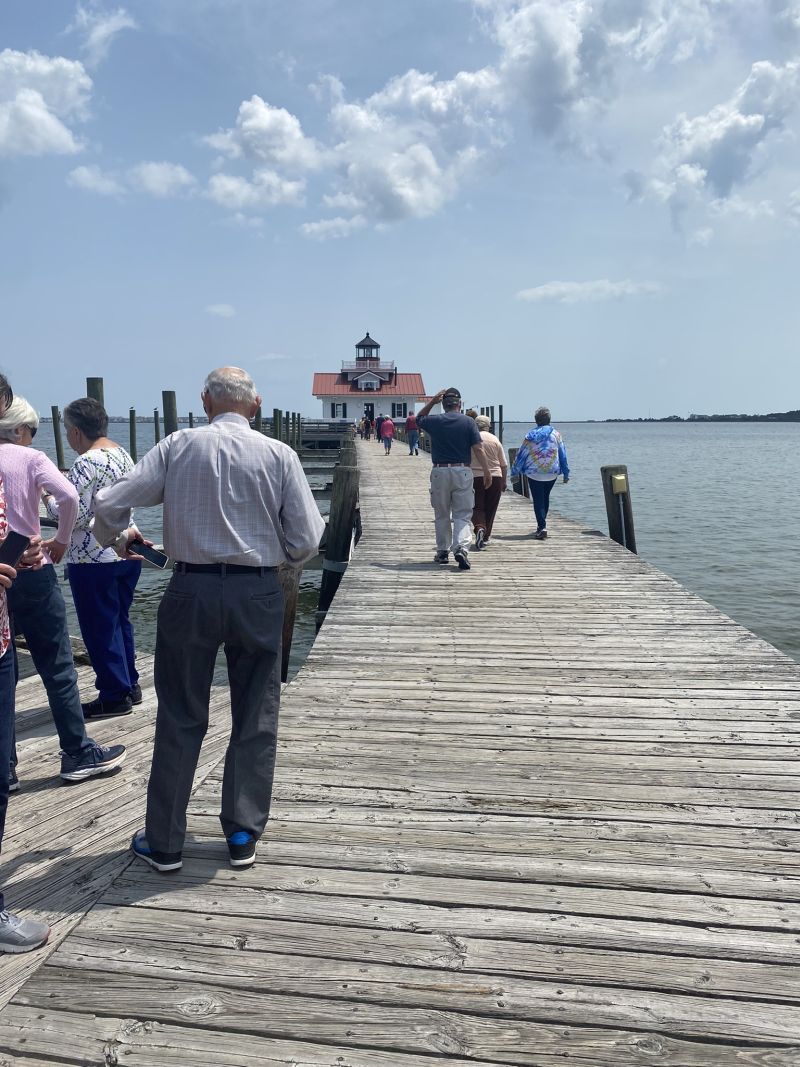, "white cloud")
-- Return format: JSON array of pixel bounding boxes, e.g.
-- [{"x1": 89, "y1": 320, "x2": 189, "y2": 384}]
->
[
  {"x1": 204, "y1": 95, "x2": 320, "y2": 170},
  {"x1": 709, "y1": 194, "x2": 775, "y2": 219},
  {"x1": 67, "y1": 163, "x2": 124, "y2": 195},
  {"x1": 301, "y1": 215, "x2": 367, "y2": 240},
  {"x1": 69, "y1": 3, "x2": 137, "y2": 67},
  {"x1": 67, "y1": 160, "x2": 197, "y2": 199},
  {"x1": 688, "y1": 226, "x2": 714, "y2": 246},
  {"x1": 653, "y1": 58, "x2": 800, "y2": 208},
  {"x1": 0, "y1": 49, "x2": 91, "y2": 158},
  {"x1": 128, "y1": 161, "x2": 196, "y2": 197},
  {"x1": 788, "y1": 189, "x2": 800, "y2": 225},
  {"x1": 517, "y1": 279, "x2": 663, "y2": 303},
  {"x1": 206, "y1": 170, "x2": 305, "y2": 211},
  {"x1": 205, "y1": 303, "x2": 236, "y2": 318}
]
